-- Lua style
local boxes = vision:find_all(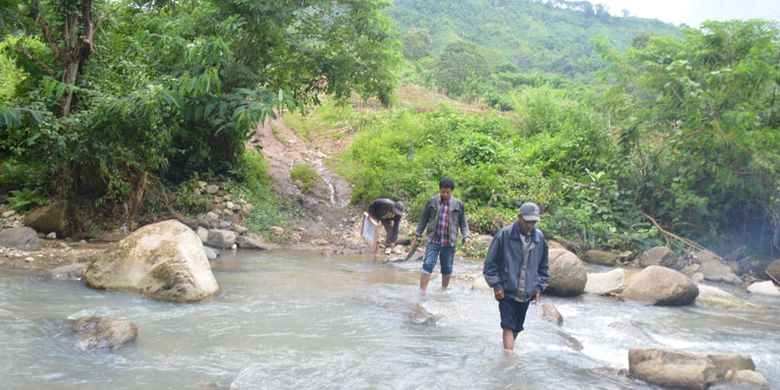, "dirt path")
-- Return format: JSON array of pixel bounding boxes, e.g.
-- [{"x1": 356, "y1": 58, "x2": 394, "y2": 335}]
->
[{"x1": 251, "y1": 113, "x2": 364, "y2": 249}]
